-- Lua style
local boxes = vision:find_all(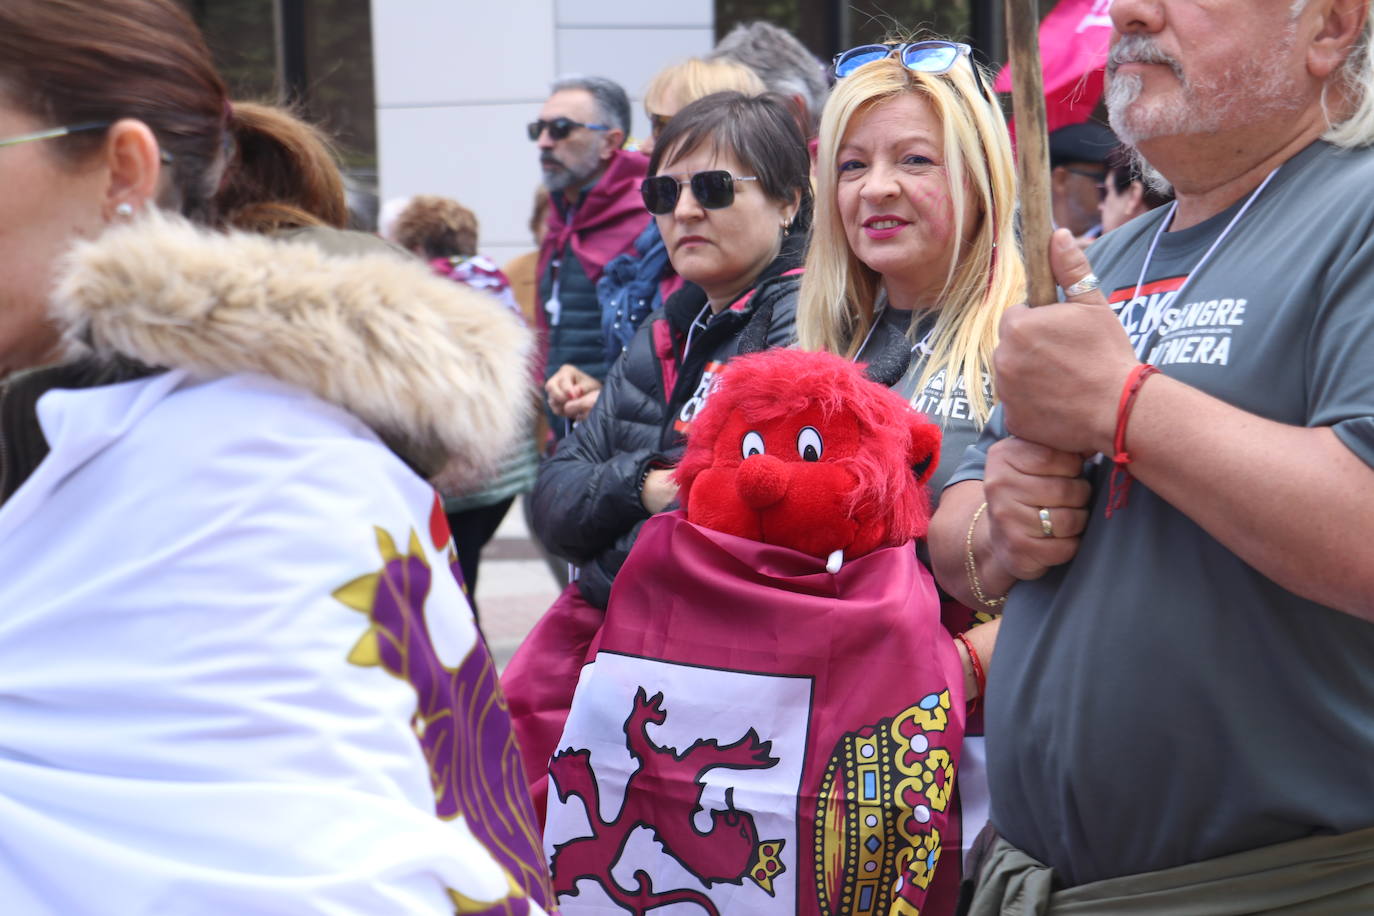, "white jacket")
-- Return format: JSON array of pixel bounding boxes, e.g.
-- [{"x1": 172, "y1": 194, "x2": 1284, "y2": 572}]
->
[{"x1": 0, "y1": 216, "x2": 550, "y2": 915}]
